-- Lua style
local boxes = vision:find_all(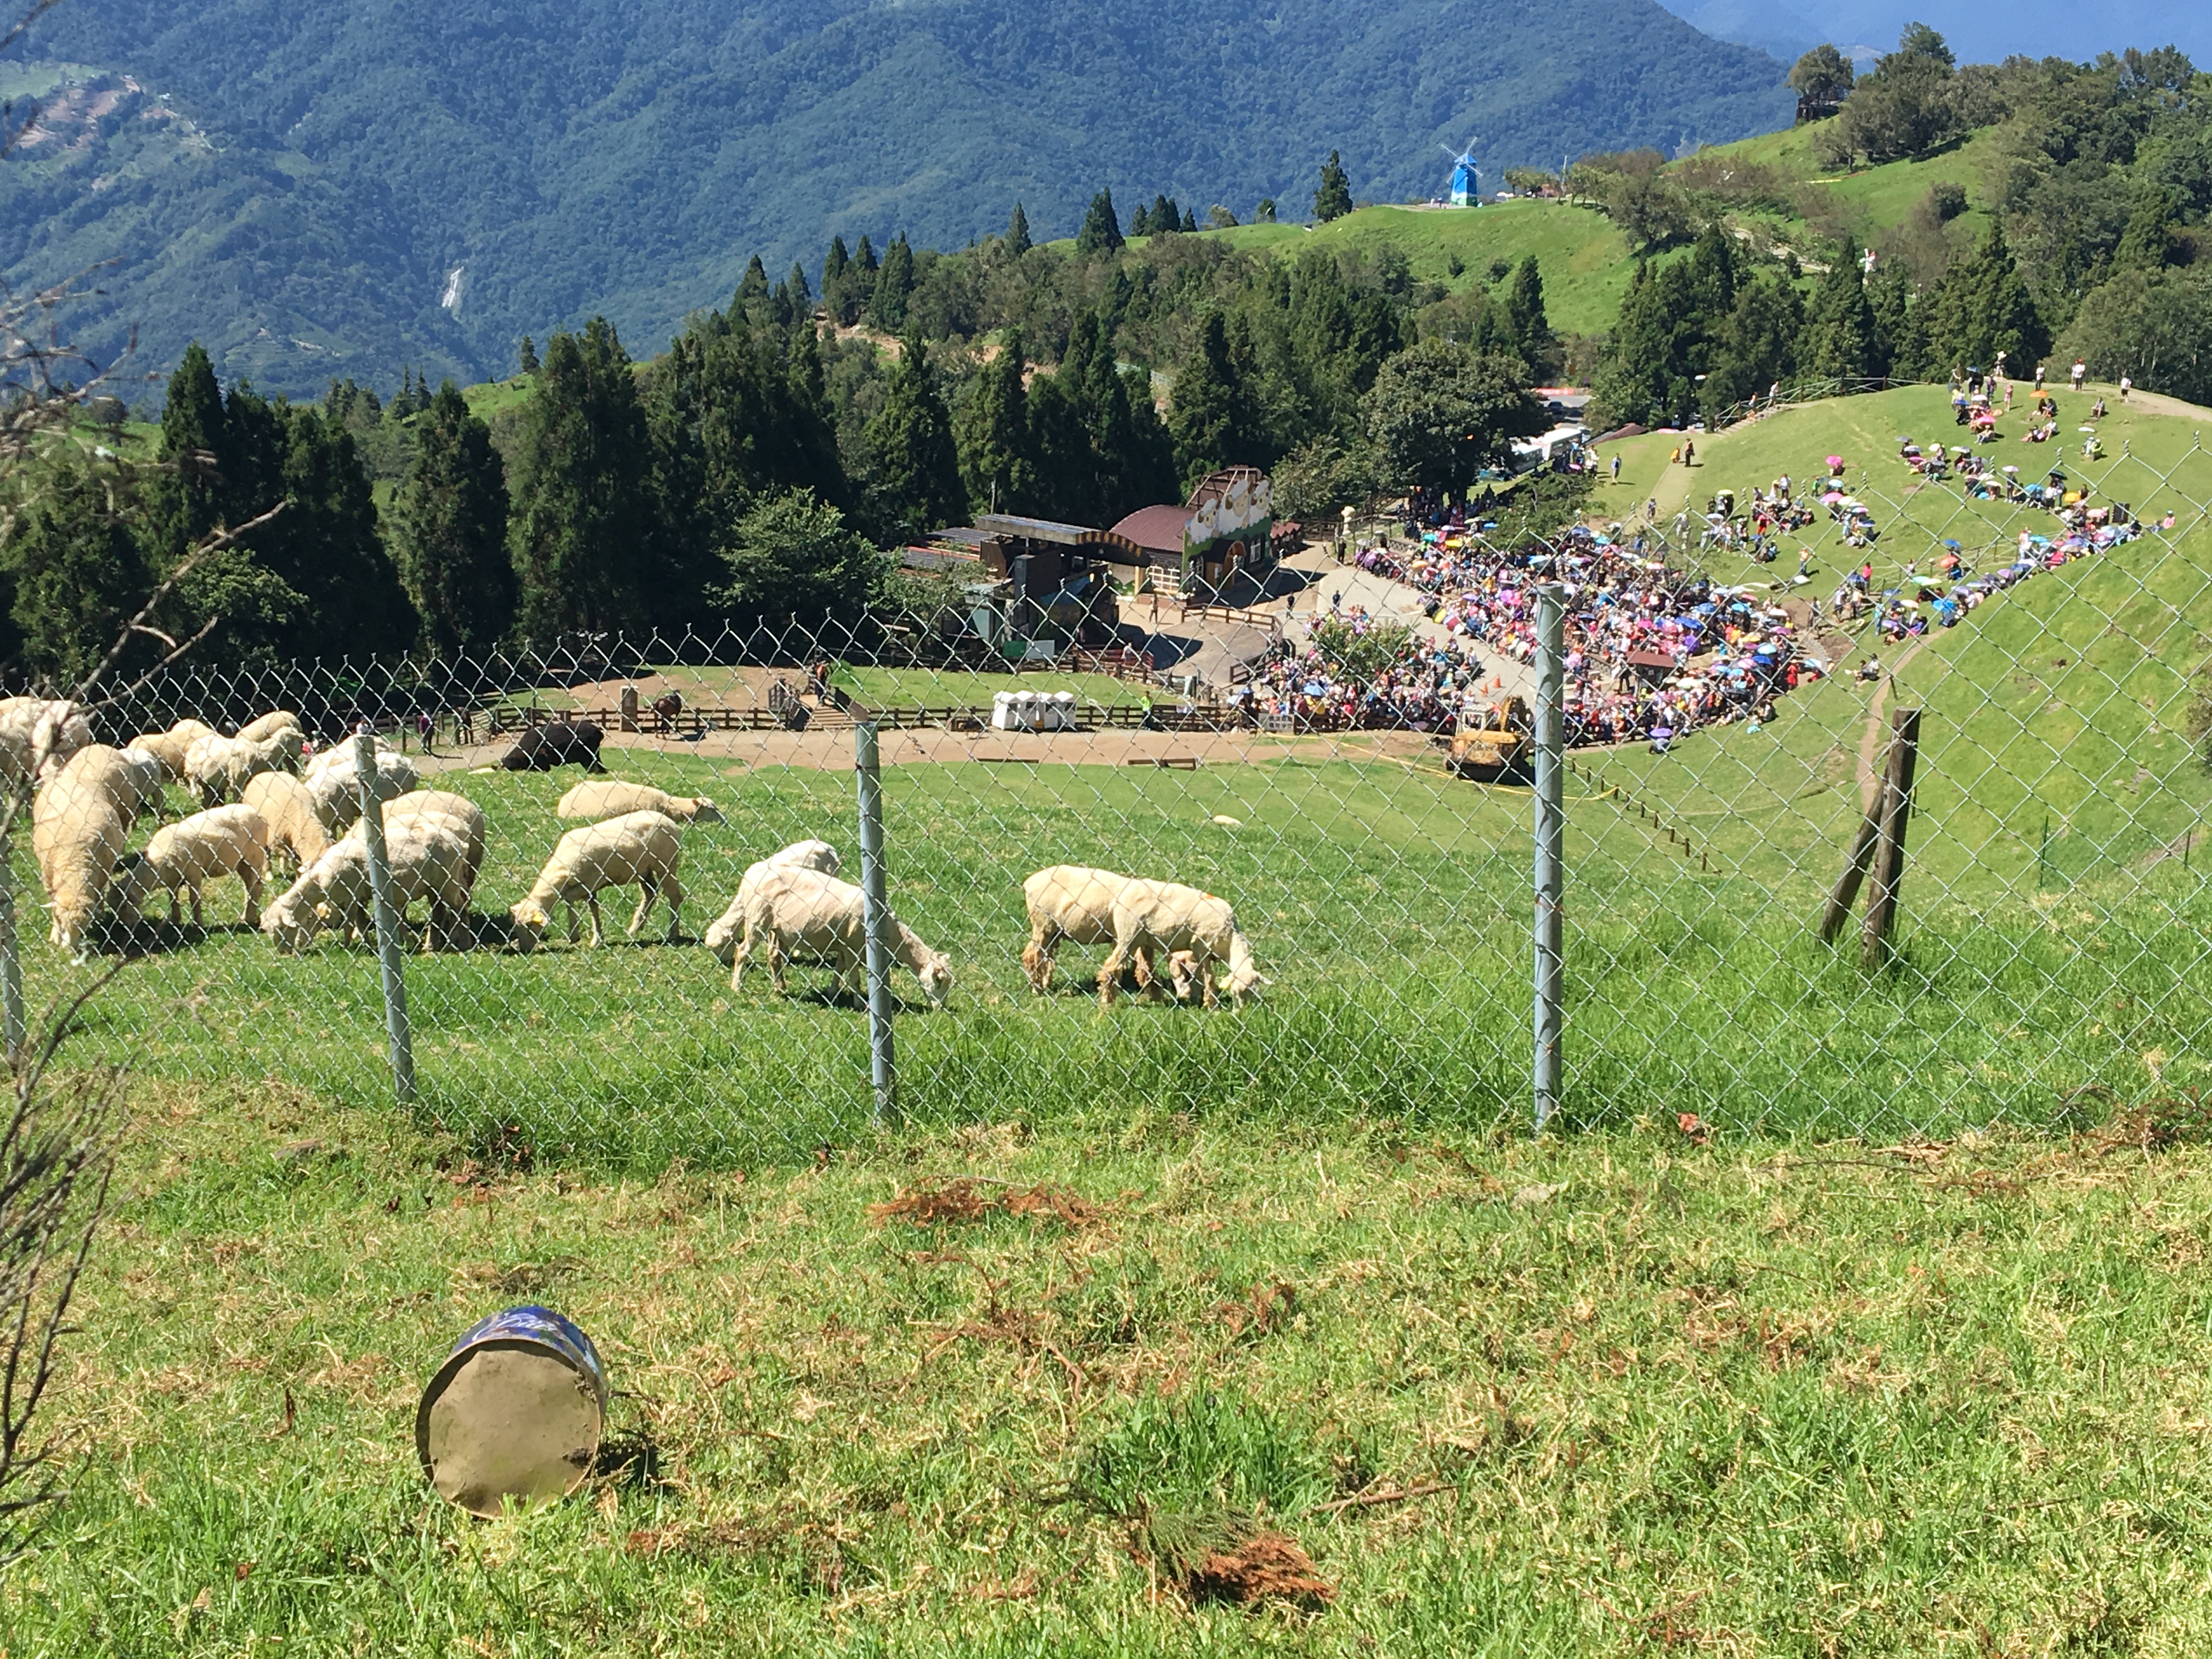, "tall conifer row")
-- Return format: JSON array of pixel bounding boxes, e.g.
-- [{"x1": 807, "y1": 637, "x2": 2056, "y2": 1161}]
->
[
  {"x1": 395, "y1": 381, "x2": 516, "y2": 654},
  {"x1": 864, "y1": 337, "x2": 964, "y2": 540},
  {"x1": 956, "y1": 329, "x2": 1035, "y2": 516},
  {"x1": 509, "y1": 318, "x2": 662, "y2": 639}
]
